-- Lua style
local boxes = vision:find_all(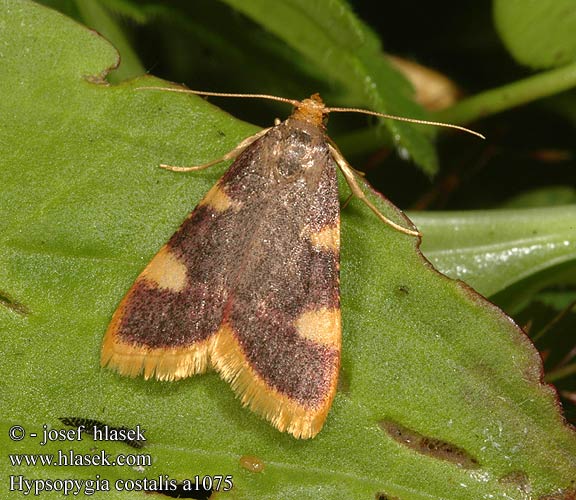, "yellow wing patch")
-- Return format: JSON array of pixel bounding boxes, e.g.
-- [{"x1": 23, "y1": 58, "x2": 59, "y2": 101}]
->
[{"x1": 140, "y1": 246, "x2": 188, "y2": 292}]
